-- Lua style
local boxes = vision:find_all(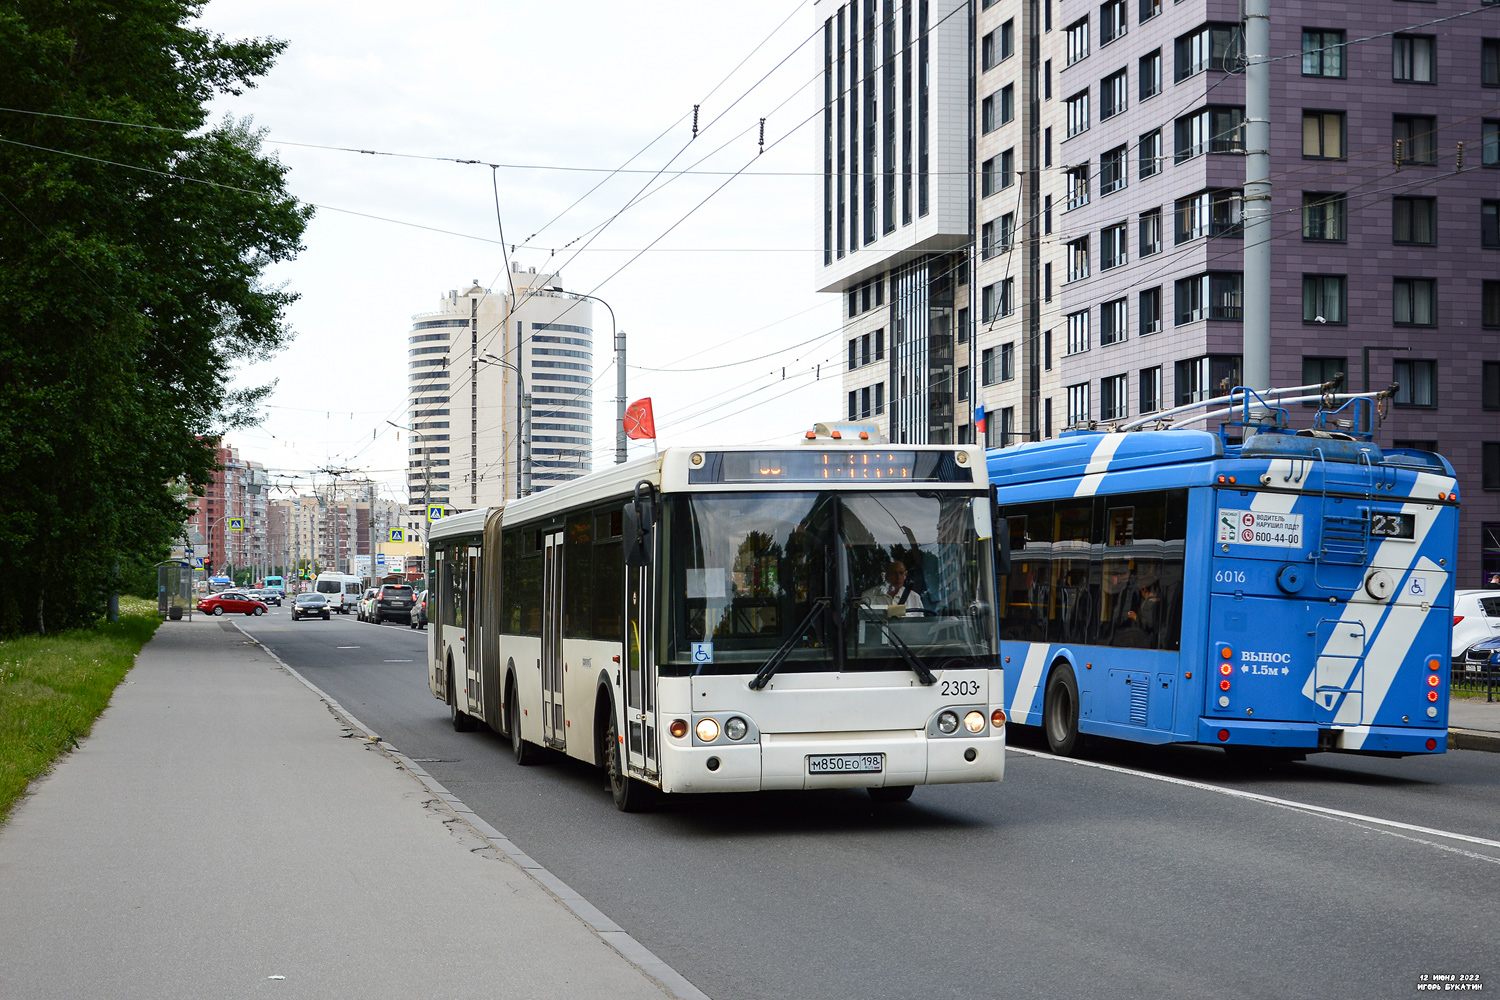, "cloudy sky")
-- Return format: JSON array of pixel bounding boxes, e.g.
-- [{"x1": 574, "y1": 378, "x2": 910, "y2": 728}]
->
[{"x1": 197, "y1": 0, "x2": 839, "y2": 503}]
